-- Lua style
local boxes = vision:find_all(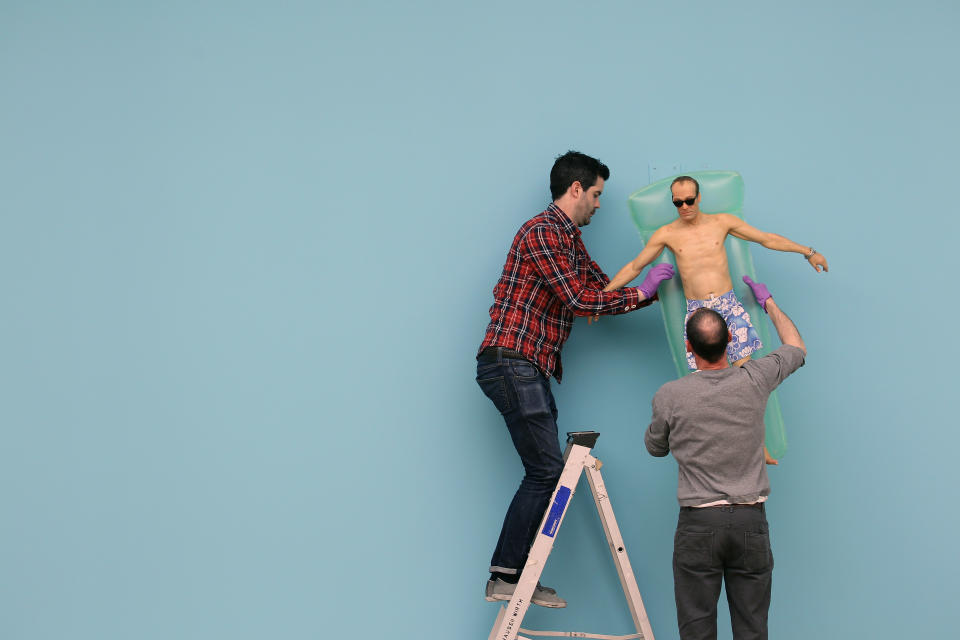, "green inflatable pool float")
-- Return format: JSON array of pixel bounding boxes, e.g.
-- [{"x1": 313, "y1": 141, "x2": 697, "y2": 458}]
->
[{"x1": 627, "y1": 170, "x2": 787, "y2": 458}]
